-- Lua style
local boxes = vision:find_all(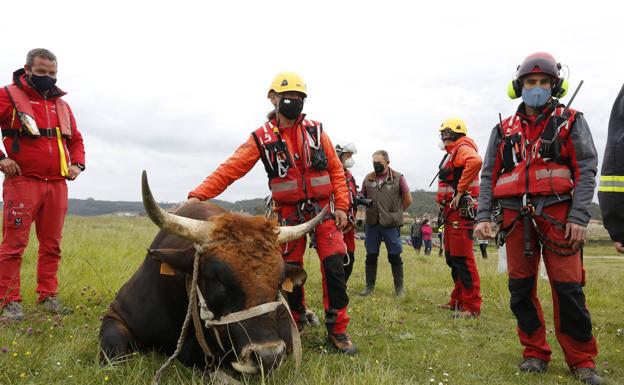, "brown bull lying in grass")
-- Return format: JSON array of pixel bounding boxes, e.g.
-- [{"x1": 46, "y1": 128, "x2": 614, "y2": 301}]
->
[{"x1": 99, "y1": 171, "x2": 323, "y2": 376}]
